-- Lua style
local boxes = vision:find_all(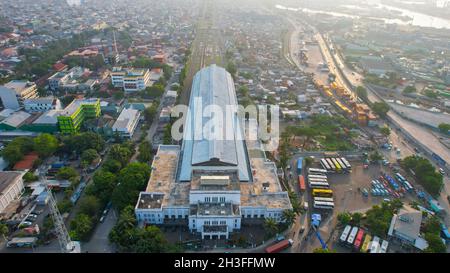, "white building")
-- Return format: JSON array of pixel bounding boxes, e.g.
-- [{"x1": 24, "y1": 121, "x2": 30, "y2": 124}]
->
[
  {"x1": 0, "y1": 80, "x2": 38, "y2": 110},
  {"x1": 0, "y1": 171, "x2": 25, "y2": 215},
  {"x1": 24, "y1": 97, "x2": 62, "y2": 113},
  {"x1": 47, "y1": 66, "x2": 88, "y2": 91},
  {"x1": 111, "y1": 67, "x2": 151, "y2": 92},
  {"x1": 112, "y1": 108, "x2": 140, "y2": 138},
  {"x1": 135, "y1": 65, "x2": 292, "y2": 240}
]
